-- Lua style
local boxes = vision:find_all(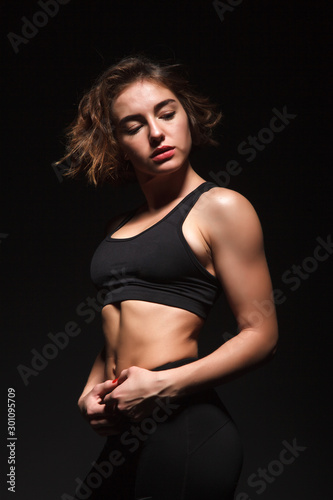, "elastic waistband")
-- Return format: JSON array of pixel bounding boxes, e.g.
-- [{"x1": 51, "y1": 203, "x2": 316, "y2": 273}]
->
[{"x1": 151, "y1": 357, "x2": 198, "y2": 372}]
